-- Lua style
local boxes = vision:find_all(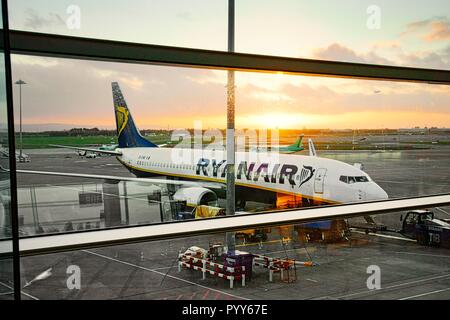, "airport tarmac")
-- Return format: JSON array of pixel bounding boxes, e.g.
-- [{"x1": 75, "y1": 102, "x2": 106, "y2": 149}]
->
[
  {"x1": 3, "y1": 146, "x2": 450, "y2": 300},
  {"x1": 7, "y1": 230, "x2": 450, "y2": 300}
]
